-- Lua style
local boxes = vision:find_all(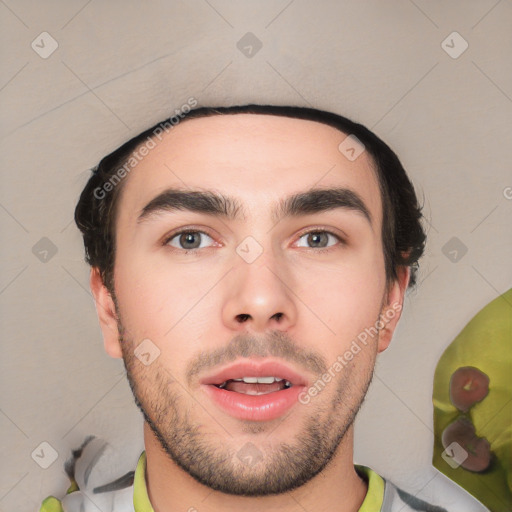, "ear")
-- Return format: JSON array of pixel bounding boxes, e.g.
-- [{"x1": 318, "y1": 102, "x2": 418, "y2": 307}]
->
[
  {"x1": 89, "y1": 267, "x2": 122, "y2": 359},
  {"x1": 377, "y1": 265, "x2": 411, "y2": 353}
]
